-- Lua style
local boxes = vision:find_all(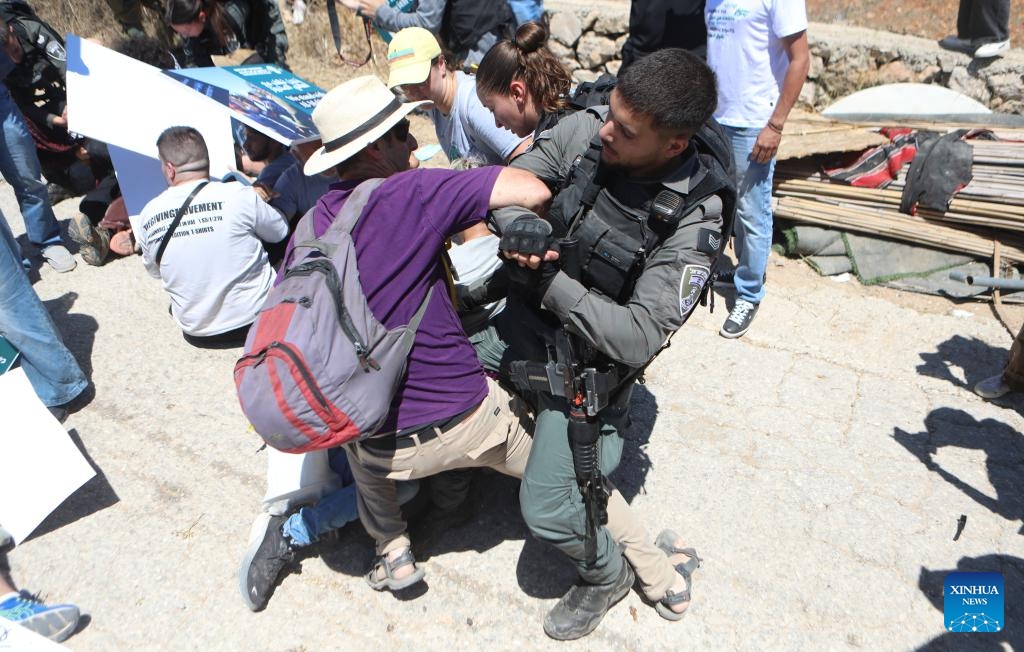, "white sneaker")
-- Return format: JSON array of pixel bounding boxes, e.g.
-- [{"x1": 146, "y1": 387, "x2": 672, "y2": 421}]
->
[
  {"x1": 974, "y1": 374, "x2": 1012, "y2": 399},
  {"x1": 41, "y1": 244, "x2": 76, "y2": 273},
  {"x1": 973, "y1": 40, "x2": 1009, "y2": 59}
]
